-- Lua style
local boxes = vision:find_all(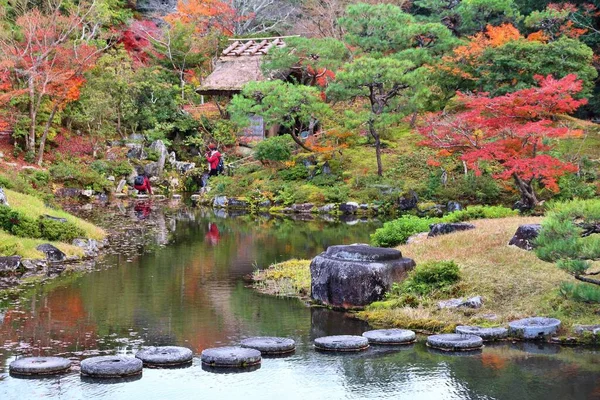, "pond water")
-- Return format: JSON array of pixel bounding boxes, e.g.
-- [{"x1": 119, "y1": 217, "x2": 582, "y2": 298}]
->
[{"x1": 1, "y1": 203, "x2": 599, "y2": 400}]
